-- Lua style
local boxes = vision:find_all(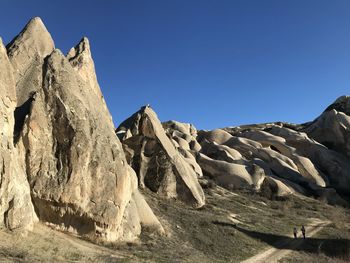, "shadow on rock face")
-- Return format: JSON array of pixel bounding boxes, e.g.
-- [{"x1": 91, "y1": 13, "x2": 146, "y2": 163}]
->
[{"x1": 13, "y1": 92, "x2": 36, "y2": 144}]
